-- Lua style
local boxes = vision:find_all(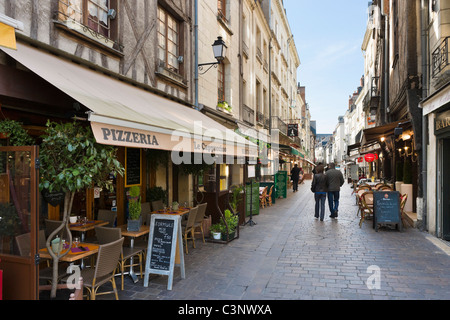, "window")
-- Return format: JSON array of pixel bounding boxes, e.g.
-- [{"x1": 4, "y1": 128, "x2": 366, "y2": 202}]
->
[
  {"x1": 218, "y1": 0, "x2": 227, "y2": 21},
  {"x1": 218, "y1": 63, "x2": 226, "y2": 102},
  {"x1": 158, "y1": 6, "x2": 180, "y2": 73},
  {"x1": 58, "y1": 0, "x2": 112, "y2": 38}
]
